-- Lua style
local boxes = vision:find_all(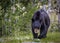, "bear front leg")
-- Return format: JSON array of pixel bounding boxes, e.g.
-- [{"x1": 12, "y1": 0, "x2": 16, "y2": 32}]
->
[
  {"x1": 32, "y1": 28, "x2": 38, "y2": 39},
  {"x1": 38, "y1": 24, "x2": 47, "y2": 39}
]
